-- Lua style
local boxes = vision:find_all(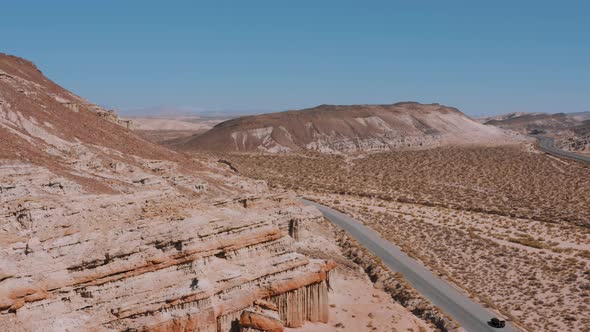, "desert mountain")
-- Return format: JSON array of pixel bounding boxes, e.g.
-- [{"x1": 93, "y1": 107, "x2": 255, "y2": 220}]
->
[
  {"x1": 180, "y1": 102, "x2": 512, "y2": 153},
  {"x1": 482, "y1": 111, "x2": 590, "y2": 154},
  {"x1": 0, "y1": 53, "x2": 339, "y2": 331},
  {"x1": 483, "y1": 112, "x2": 583, "y2": 134}
]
